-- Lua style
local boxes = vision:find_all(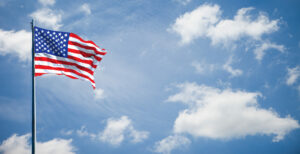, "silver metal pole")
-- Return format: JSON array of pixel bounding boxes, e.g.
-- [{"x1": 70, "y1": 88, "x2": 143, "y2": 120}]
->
[{"x1": 31, "y1": 19, "x2": 36, "y2": 154}]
